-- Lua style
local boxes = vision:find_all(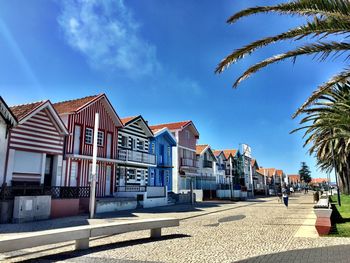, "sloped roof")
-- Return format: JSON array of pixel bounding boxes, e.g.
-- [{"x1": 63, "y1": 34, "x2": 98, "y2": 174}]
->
[
  {"x1": 0, "y1": 97, "x2": 17, "y2": 126},
  {"x1": 196, "y1": 144, "x2": 208, "y2": 155},
  {"x1": 288, "y1": 174, "x2": 300, "y2": 182},
  {"x1": 222, "y1": 149, "x2": 237, "y2": 159},
  {"x1": 311, "y1": 178, "x2": 329, "y2": 184},
  {"x1": 149, "y1": 120, "x2": 199, "y2": 138},
  {"x1": 53, "y1": 95, "x2": 100, "y2": 114},
  {"x1": 10, "y1": 101, "x2": 46, "y2": 121},
  {"x1": 120, "y1": 115, "x2": 153, "y2": 137},
  {"x1": 10, "y1": 100, "x2": 68, "y2": 134},
  {"x1": 213, "y1": 150, "x2": 223, "y2": 157},
  {"x1": 152, "y1": 127, "x2": 177, "y2": 146},
  {"x1": 276, "y1": 169, "x2": 284, "y2": 176},
  {"x1": 121, "y1": 116, "x2": 138, "y2": 125},
  {"x1": 53, "y1": 94, "x2": 122, "y2": 127},
  {"x1": 256, "y1": 168, "x2": 276, "y2": 177}
]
